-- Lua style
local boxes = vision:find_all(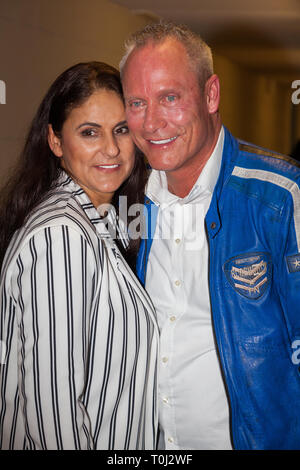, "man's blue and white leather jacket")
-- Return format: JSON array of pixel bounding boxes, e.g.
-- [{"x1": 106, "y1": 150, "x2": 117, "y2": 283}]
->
[{"x1": 136, "y1": 127, "x2": 300, "y2": 450}]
